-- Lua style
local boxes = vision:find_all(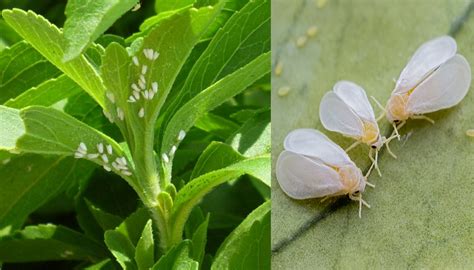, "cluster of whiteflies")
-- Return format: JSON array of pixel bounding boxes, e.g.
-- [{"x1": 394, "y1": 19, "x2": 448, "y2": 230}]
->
[
  {"x1": 74, "y1": 142, "x2": 131, "y2": 176},
  {"x1": 162, "y1": 130, "x2": 186, "y2": 164},
  {"x1": 103, "y1": 47, "x2": 161, "y2": 123},
  {"x1": 276, "y1": 36, "x2": 471, "y2": 218},
  {"x1": 77, "y1": 46, "x2": 191, "y2": 178}
]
